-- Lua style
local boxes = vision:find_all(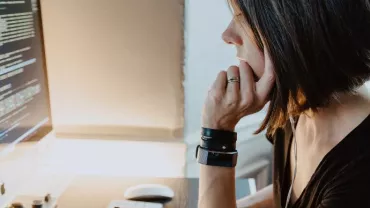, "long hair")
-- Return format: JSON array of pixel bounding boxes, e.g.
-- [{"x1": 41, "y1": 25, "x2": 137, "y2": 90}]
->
[{"x1": 229, "y1": 0, "x2": 370, "y2": 135}]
